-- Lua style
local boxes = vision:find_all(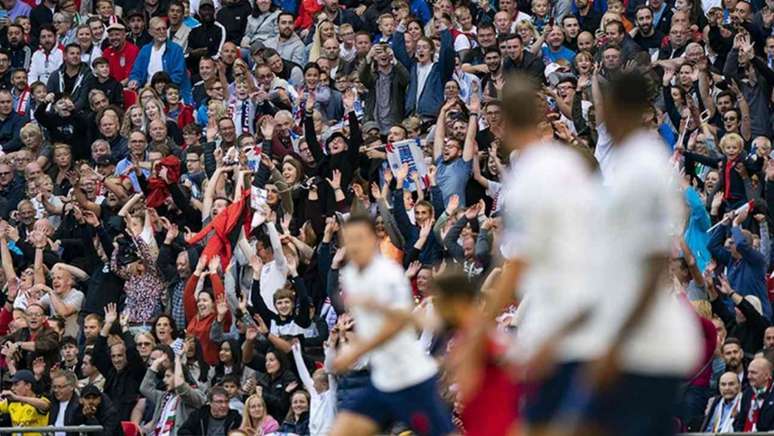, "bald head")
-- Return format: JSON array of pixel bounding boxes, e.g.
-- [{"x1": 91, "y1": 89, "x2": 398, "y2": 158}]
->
[
  {"x1": 748, "y1": 357, "x2": 773, "y2": 389},
  {"x1": 719, "y1": 371, "x2": 741, "y2": 400}
]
